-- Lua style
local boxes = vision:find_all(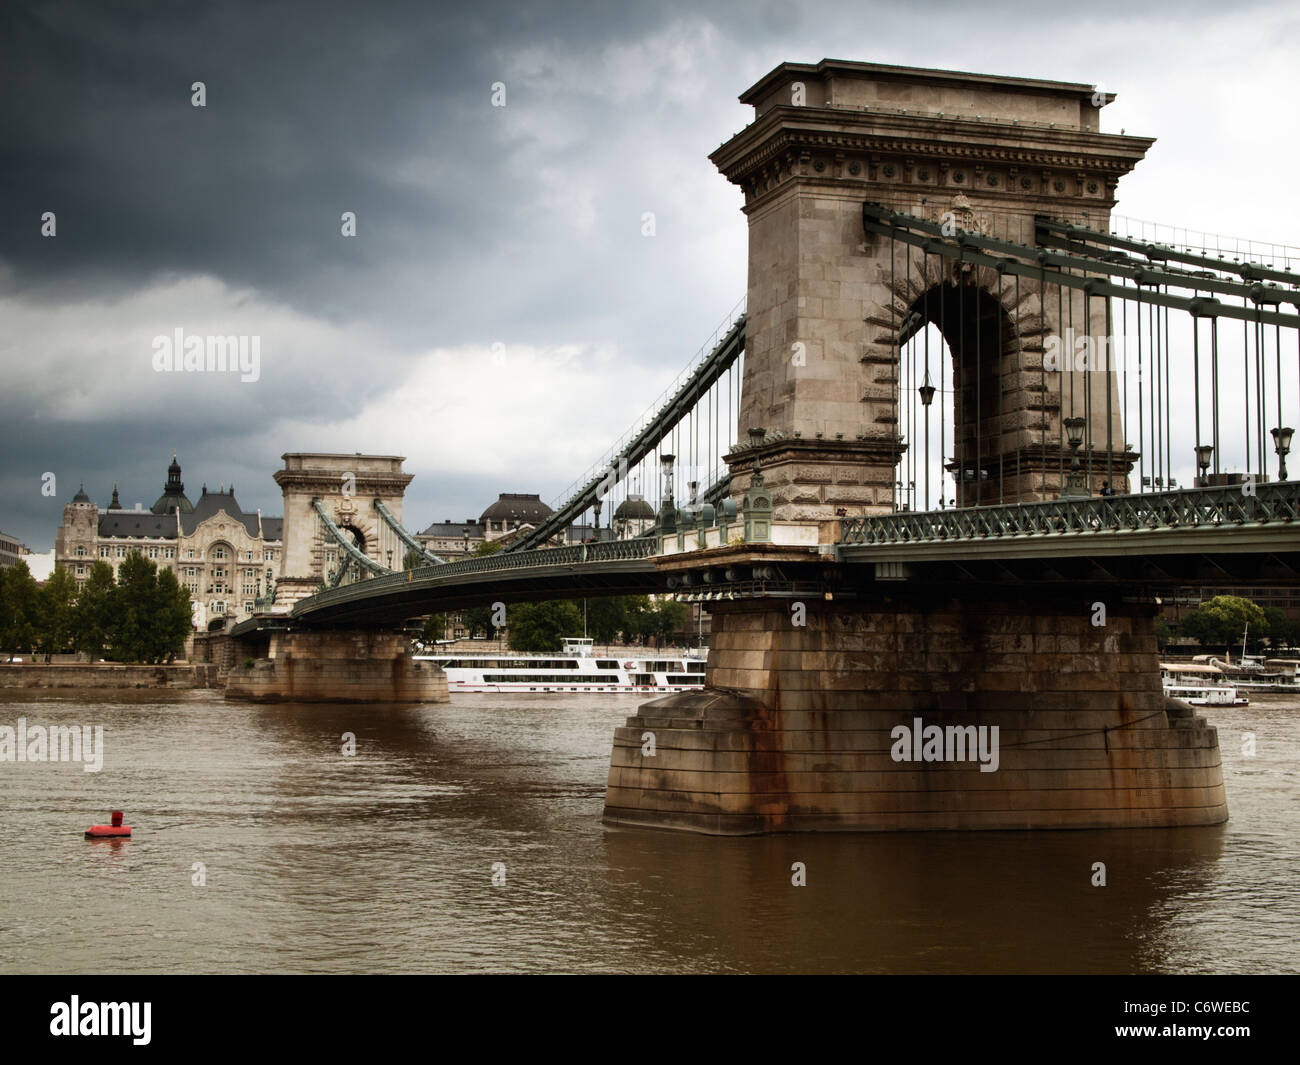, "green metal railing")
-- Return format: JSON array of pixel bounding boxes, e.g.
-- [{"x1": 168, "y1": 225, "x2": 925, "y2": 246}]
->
[{"x1": 841, "y1": 482, "x2": 1299, "y2": 546}]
